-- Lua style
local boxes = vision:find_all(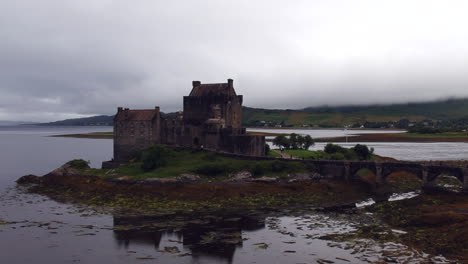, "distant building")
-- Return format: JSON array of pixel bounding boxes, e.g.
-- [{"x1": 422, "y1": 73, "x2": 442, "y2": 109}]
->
[{"x1": 113, "y1": 79, "x2": 266, "y2": 161}]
